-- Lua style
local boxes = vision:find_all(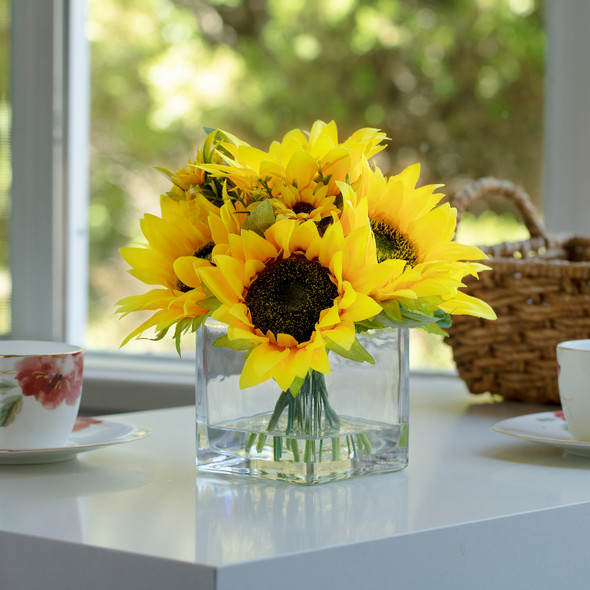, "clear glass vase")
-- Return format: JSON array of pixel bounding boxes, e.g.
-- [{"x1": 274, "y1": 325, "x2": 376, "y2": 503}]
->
[{"x1": 195, "y1": 319, "x2": 409, "y2": 485}]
